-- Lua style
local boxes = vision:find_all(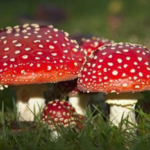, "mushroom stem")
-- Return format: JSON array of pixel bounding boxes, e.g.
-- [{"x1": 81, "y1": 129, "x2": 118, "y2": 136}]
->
[
  {"x1": 51, "y1": 130, "x2": 60, "y2": 140},
  {"x1": 108, "y1": 104, "x2": 137, "y2": 128},
  {"x1": 105, "y1": 92, "x2": 143, "y2": 130},
  {"x1": 16, "y1": 84, "x2": 47, "y2": 121},
  {"x1": 68, "y1": 94, "x2": 89, "y2": 115}
]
